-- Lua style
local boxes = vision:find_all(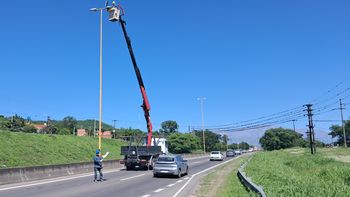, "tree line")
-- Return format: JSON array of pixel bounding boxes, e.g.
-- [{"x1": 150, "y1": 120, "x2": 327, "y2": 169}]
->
[
  {"x1": 0, "y1": 115, "x2": 252, "y2": 154},
  {"x1": 259, "y1": 119, "x2": 350, "y2": 151}
]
